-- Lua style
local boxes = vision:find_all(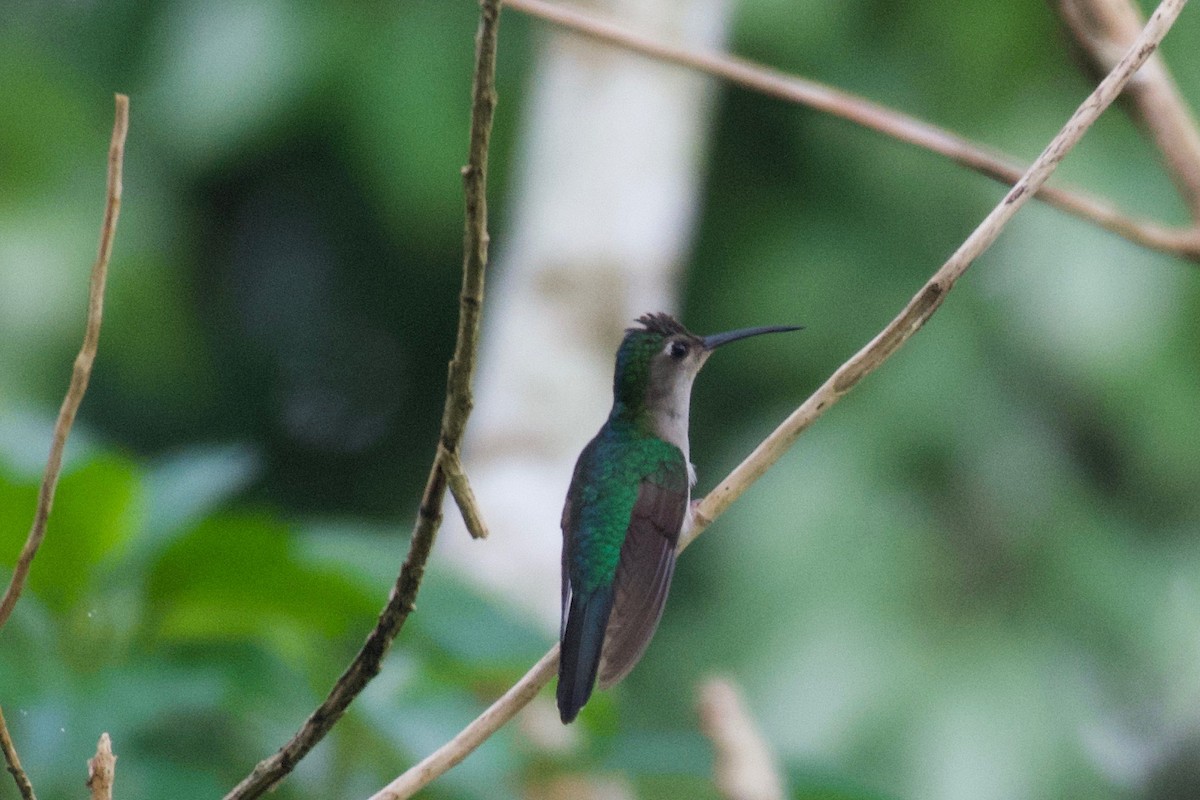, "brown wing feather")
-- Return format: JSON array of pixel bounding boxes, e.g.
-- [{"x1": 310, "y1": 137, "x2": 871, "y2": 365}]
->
[{"x1": 597, "y1": 478, "x2": 687, "y2": 688}]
